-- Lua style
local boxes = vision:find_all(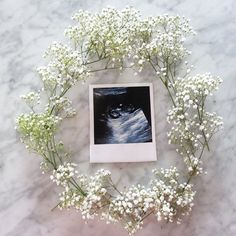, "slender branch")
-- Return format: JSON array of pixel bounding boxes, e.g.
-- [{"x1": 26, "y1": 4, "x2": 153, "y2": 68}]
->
[
  {"x1": 69, "y1": 178, "x2": 87, "y2": 196},
  {"x1": 140, "y1": 209, "x2": 155, "y2": 222},
  {"x1": 109, "y1": 177, "x2": 123, "y2": 196}
]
